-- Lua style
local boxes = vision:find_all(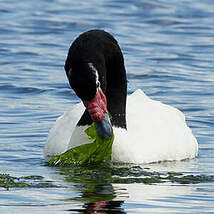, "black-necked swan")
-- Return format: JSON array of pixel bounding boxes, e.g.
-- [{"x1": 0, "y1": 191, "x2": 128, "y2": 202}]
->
[{"x1": 44, "y1": 30, "x2": 198, "y2": 163}]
